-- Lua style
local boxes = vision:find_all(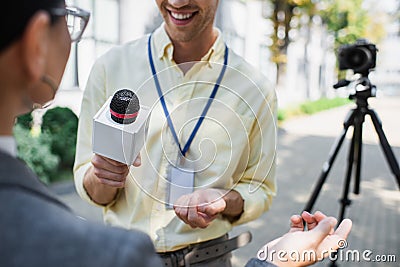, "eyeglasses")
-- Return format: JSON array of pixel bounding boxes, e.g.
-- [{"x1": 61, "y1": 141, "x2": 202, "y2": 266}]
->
[{"x1": 49, "y1": 6, "x2": 90, "y2": 42}]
